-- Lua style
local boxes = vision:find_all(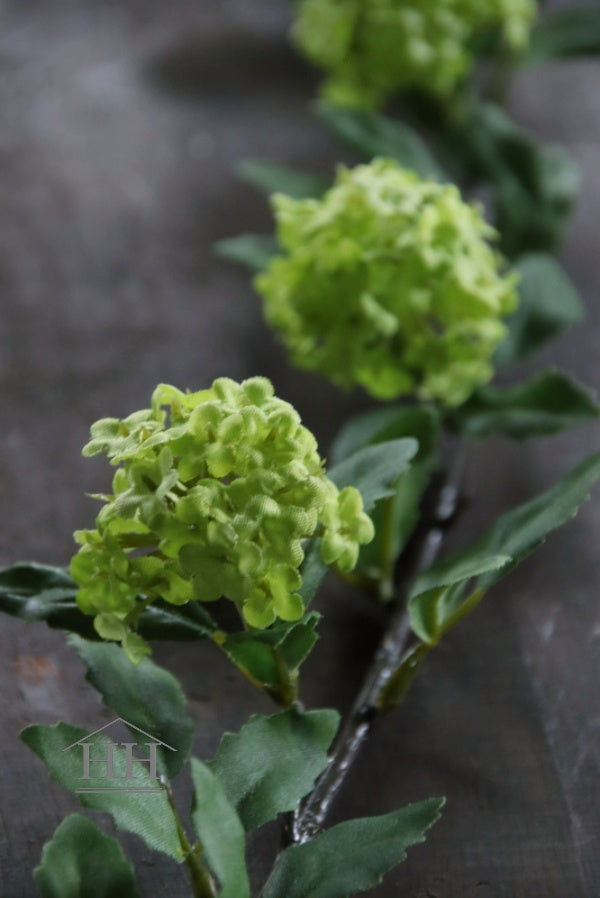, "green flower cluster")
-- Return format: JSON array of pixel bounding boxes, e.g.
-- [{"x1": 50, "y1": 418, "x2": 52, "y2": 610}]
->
[
  {"x1": 292, "y1": 0, "x2": 537, "y2": 108},
  {"x1": 255, "y1": 159, "x2": 518, "y2": 406},
  {"x1": 70, "y1": 377, "x2": 374, "y2": 651}
]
